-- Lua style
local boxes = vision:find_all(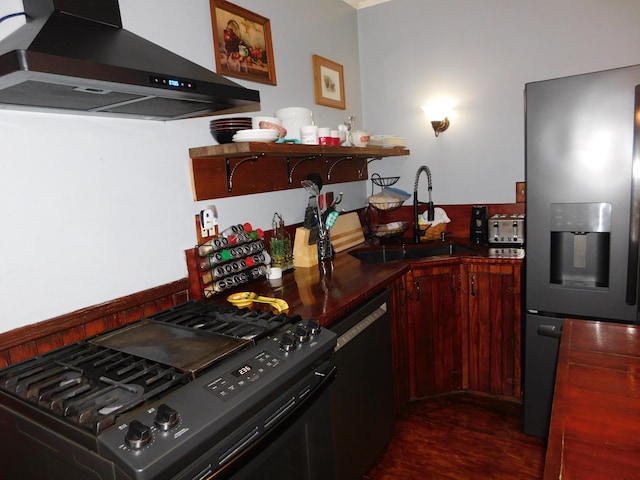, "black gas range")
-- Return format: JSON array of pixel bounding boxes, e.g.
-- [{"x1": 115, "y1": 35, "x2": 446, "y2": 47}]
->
[{"x1": 0, "y1": 300, "x2": 337, "y2": 480}]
